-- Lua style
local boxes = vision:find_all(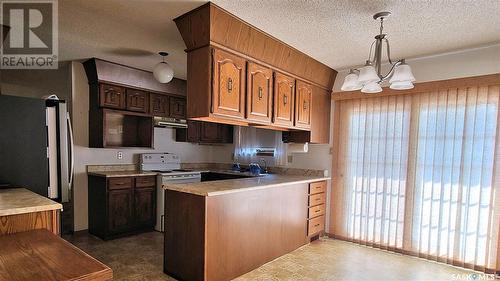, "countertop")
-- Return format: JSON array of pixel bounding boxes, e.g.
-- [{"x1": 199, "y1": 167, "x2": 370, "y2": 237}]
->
[
  {"x1": 87, "y1": 170, "x2": 158, "y2": 177},
  {"x1": 0, "y1": 229, "x2": 112, "y2": 281},
  {"x1": 0, "y1": 188, "x2": 62, "y2": 216},
  {"x1": 162, "y1": 174, "x2": 330, "y2": 196}
]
